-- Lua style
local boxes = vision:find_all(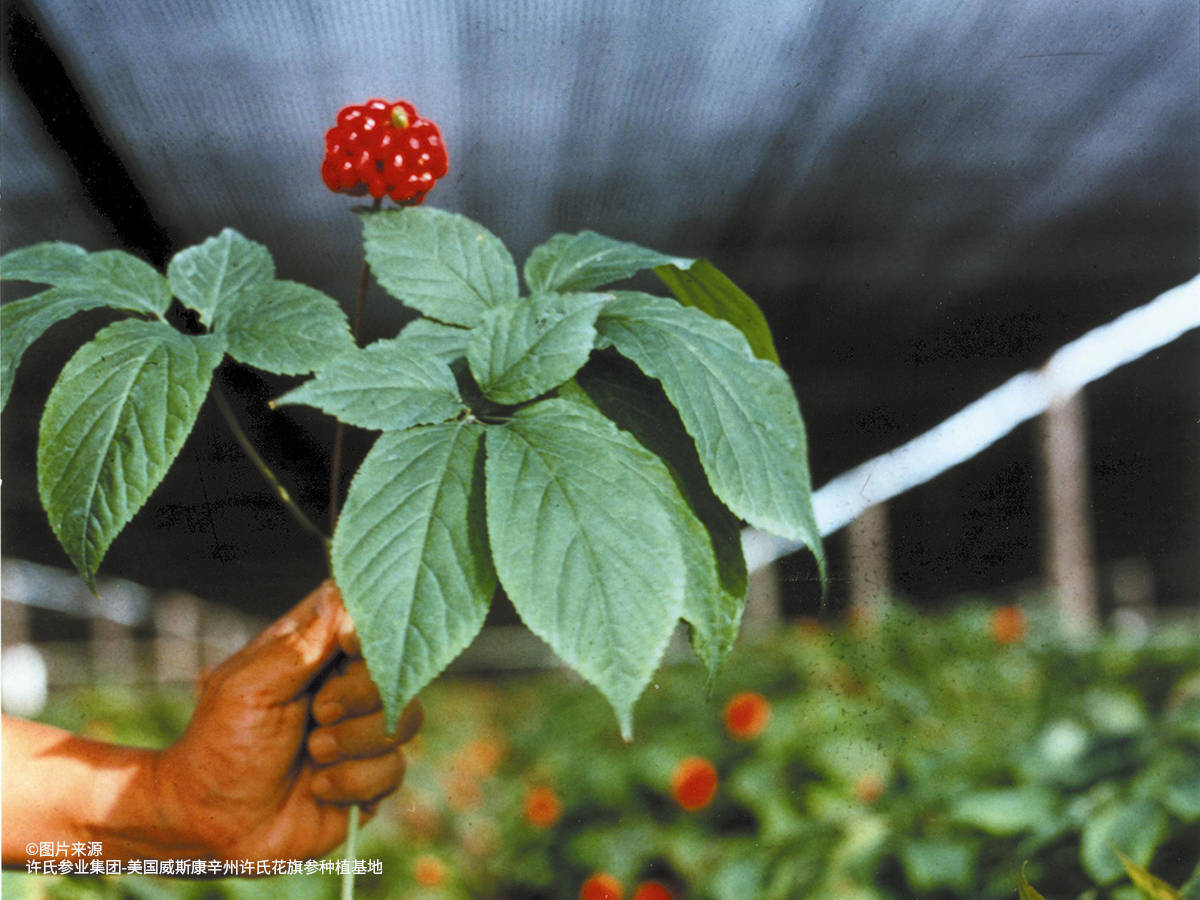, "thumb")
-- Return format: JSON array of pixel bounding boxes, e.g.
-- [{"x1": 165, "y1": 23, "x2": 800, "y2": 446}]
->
[{"x1": 236, "y1": 580, "x2": 347, "y2": 702}]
